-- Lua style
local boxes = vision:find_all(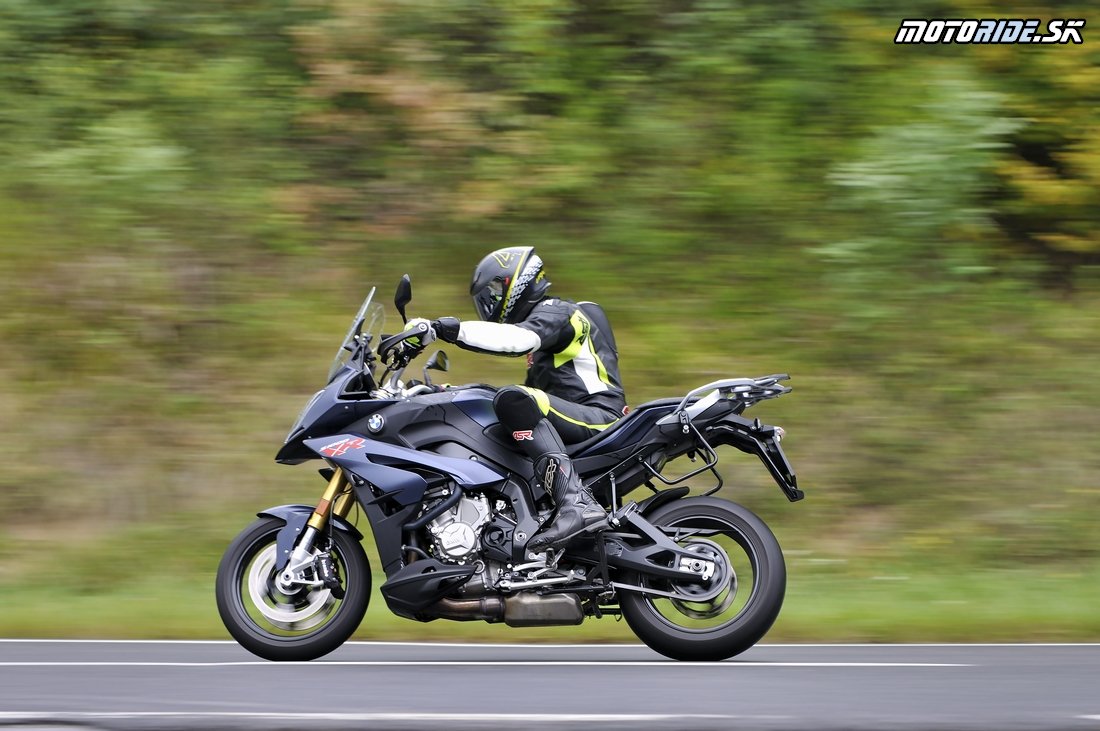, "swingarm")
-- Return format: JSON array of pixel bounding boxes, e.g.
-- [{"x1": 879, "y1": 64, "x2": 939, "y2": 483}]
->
[{"x1": 590, "y1": 502, "x2": 721, "y2": 592}]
